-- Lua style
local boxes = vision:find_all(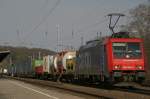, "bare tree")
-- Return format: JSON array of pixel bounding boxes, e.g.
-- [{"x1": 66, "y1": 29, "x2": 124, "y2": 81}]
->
[
  {"x1": 126, "y1": 1, "x2": 150, "y2": 39},
  {"x1": 125, "y1": 1, "x2": 150, "y2": 81}
]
